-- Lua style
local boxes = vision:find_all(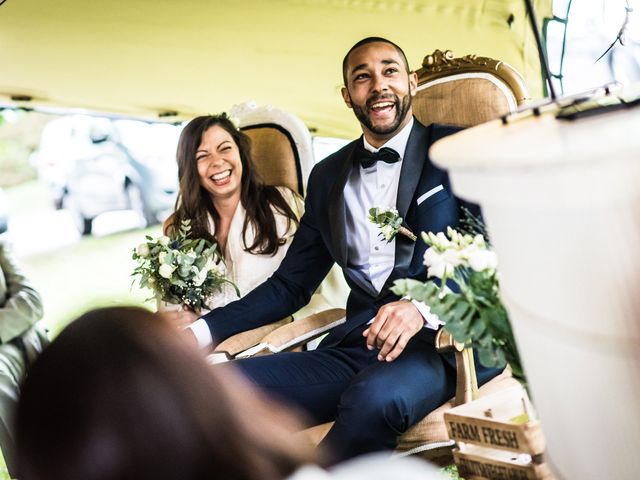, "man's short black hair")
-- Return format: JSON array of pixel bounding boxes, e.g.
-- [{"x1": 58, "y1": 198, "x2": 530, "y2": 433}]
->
[{"x1": 342, "y1": 37, "x2": 410, "y2": 86}]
